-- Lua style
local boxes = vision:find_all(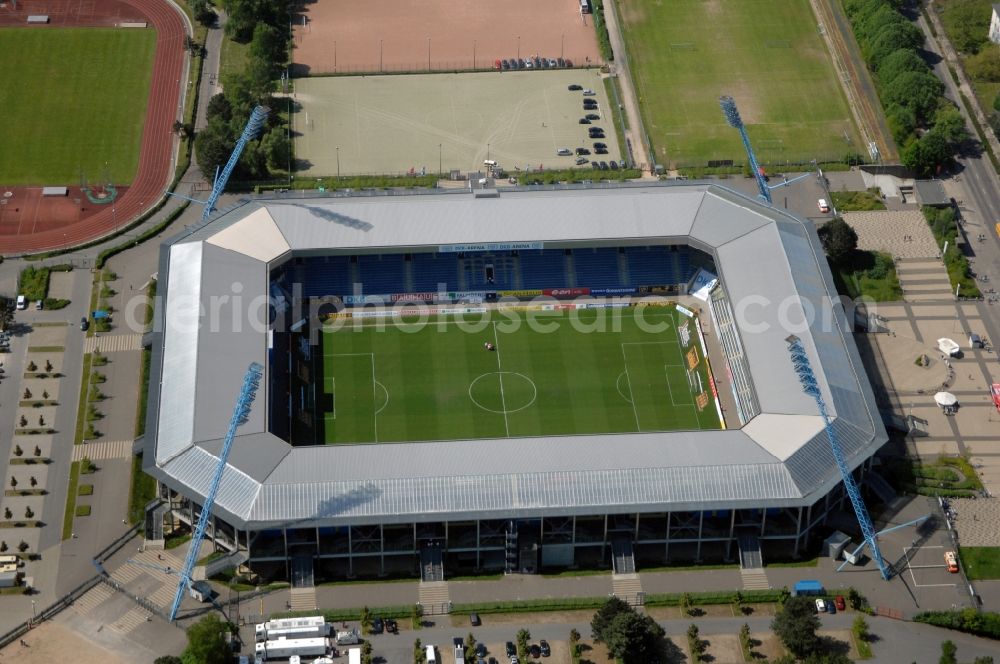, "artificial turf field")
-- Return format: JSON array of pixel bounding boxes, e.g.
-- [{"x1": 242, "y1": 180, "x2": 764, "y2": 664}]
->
[
  {"x1": 619, "y1": 0, "x2": 860, "y2": 168},
  {"x1": 0, "y1": 28, "x2": 156, "y2": 185},
  {"x1": 321, "y1": 306, "x2": 722, "y2": 444}
]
